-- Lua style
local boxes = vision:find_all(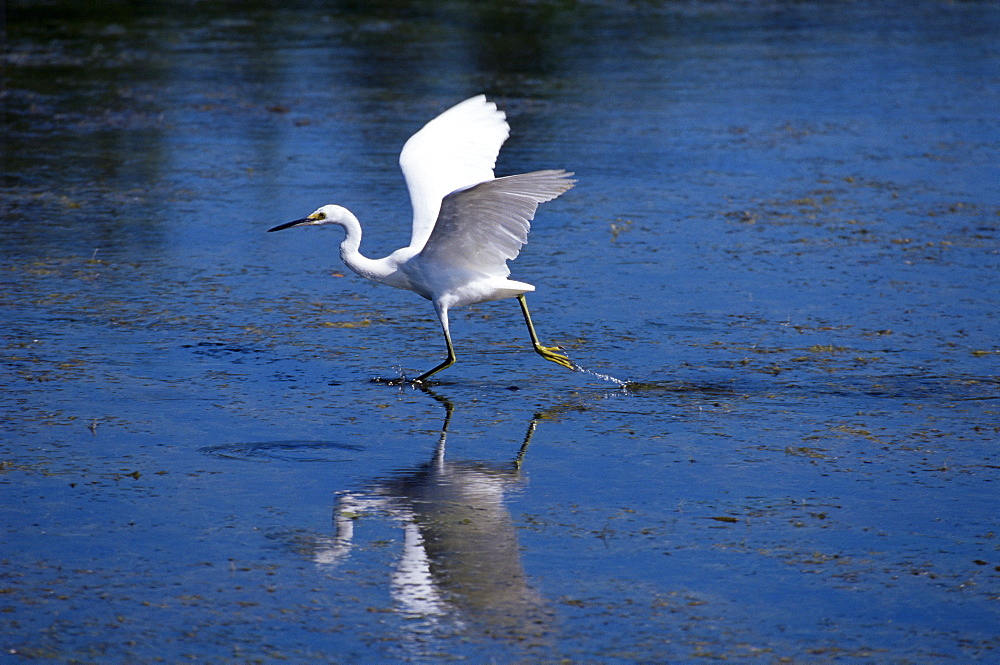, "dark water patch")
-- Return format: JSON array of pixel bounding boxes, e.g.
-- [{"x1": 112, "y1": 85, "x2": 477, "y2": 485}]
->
[
  {"x1": 623, "y1": 379, "x2": 741, "y2": 396},
  {"x1": 181, "y1": 341, "x2": 269, "y2": 360}
]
